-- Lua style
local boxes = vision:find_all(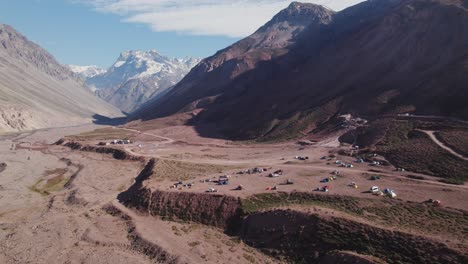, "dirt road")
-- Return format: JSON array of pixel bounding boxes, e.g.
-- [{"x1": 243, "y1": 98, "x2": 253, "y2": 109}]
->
[
  {"x1": 116, "y1": 127, "x2": 174, "y2": 144},
  {"x1": 418, "y1": 130, "x2": 468, "y2": 161}
]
